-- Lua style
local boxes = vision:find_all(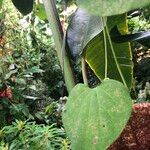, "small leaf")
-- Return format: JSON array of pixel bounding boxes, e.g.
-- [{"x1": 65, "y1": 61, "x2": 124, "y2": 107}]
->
[
  {"x1": 62, "y1": 79, "x2": 132, "y2": 150},
  {"x1": 25, "y1": 66, "x2": 44, "y2": 74},
  {"x1": 15, "y1": 78, "x2": 26, "y2": 85},
  {"x1": 35, "y1": 112, "x2": 44, "y2": 120},
  {"x1": 11, "y1": 0, "x2": 33, "y2": 15},
  {"x1": 22, "y1": 105, "x2": 30, "y2": 117},
  {"x1": 34, "y1": 3, "x2": 47, "y2": 20},
  {"x1": 5, "y1": 69, "x2": 18, "y2": 80},
  {"x1": 22, "y1": 95, "x2": 39, "y2": 100}
]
